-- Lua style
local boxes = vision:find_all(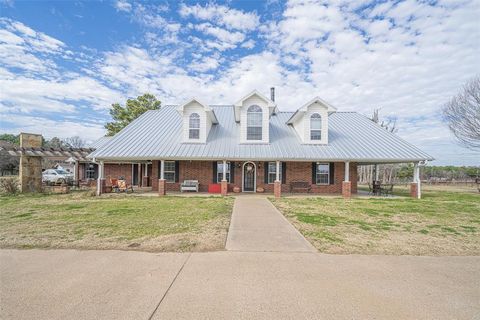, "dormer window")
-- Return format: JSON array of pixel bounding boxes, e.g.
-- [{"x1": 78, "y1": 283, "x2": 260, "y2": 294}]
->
[
  {"x1": 310, "y1": 113, "x2": 322, "y2": 140},
  {"x1": 247, "y1": 105, "x2": 262, "y2": 140},
  {"x1": 189, "y1": 113, "x2": 200, "y2": 139}
]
